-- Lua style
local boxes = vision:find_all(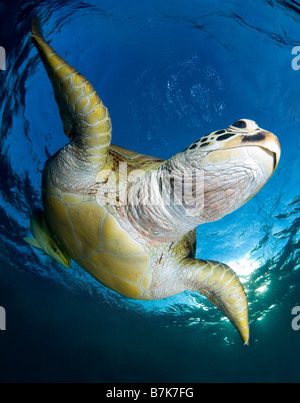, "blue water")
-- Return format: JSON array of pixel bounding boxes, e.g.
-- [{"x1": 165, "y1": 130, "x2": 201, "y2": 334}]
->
[{"x1": 0, "y1": 0, "x2": 300, "y2": 383}]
